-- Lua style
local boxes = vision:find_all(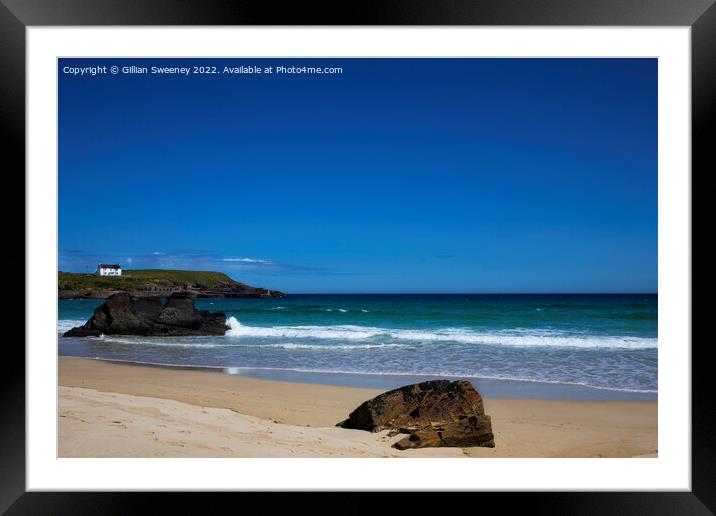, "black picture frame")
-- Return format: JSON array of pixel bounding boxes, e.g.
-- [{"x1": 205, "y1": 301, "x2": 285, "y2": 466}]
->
[{"x1": 2, "y1": 0, "x2": 709, "y2": 512}]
